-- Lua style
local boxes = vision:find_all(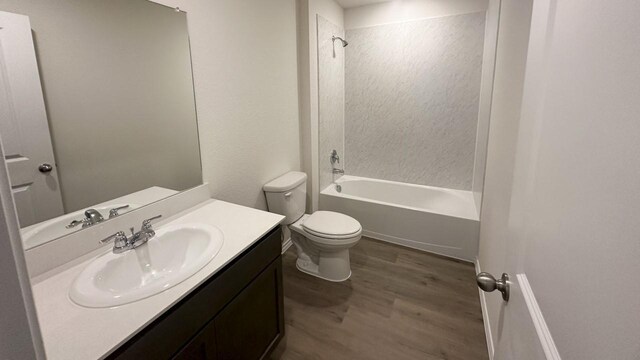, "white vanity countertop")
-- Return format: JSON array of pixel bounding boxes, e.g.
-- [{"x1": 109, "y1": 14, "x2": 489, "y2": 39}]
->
[{"x1": 30, "y1": 199, "x2": 284, "y2": 360}]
